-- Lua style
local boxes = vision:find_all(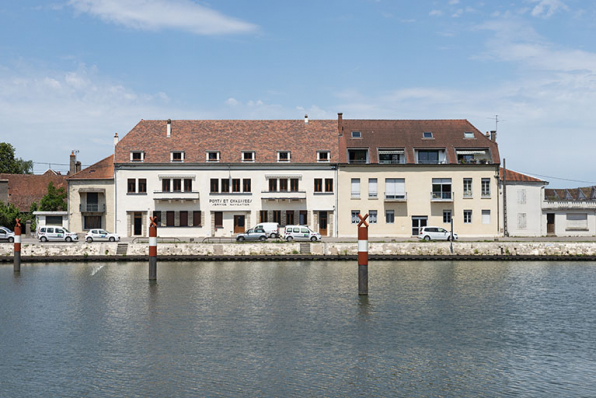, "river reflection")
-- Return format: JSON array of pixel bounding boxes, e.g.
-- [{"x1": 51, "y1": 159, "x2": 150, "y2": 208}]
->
[{"x1": 1, "y1": 261, "x2": 596, "y2": 397}]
